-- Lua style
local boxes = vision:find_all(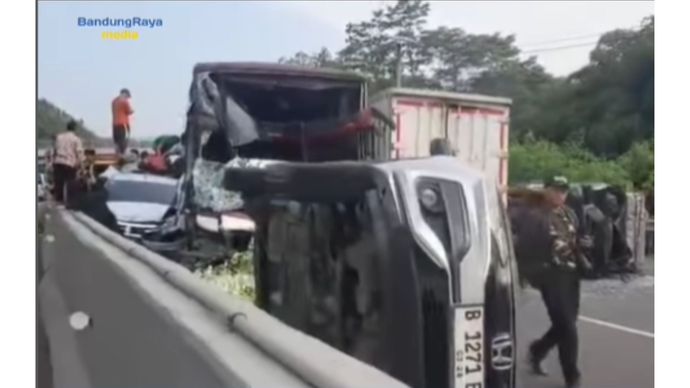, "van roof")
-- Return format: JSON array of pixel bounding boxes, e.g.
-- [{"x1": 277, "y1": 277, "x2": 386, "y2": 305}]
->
[{"x1": 192, "y1": 62, "x2": 367, "y2": 82}]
